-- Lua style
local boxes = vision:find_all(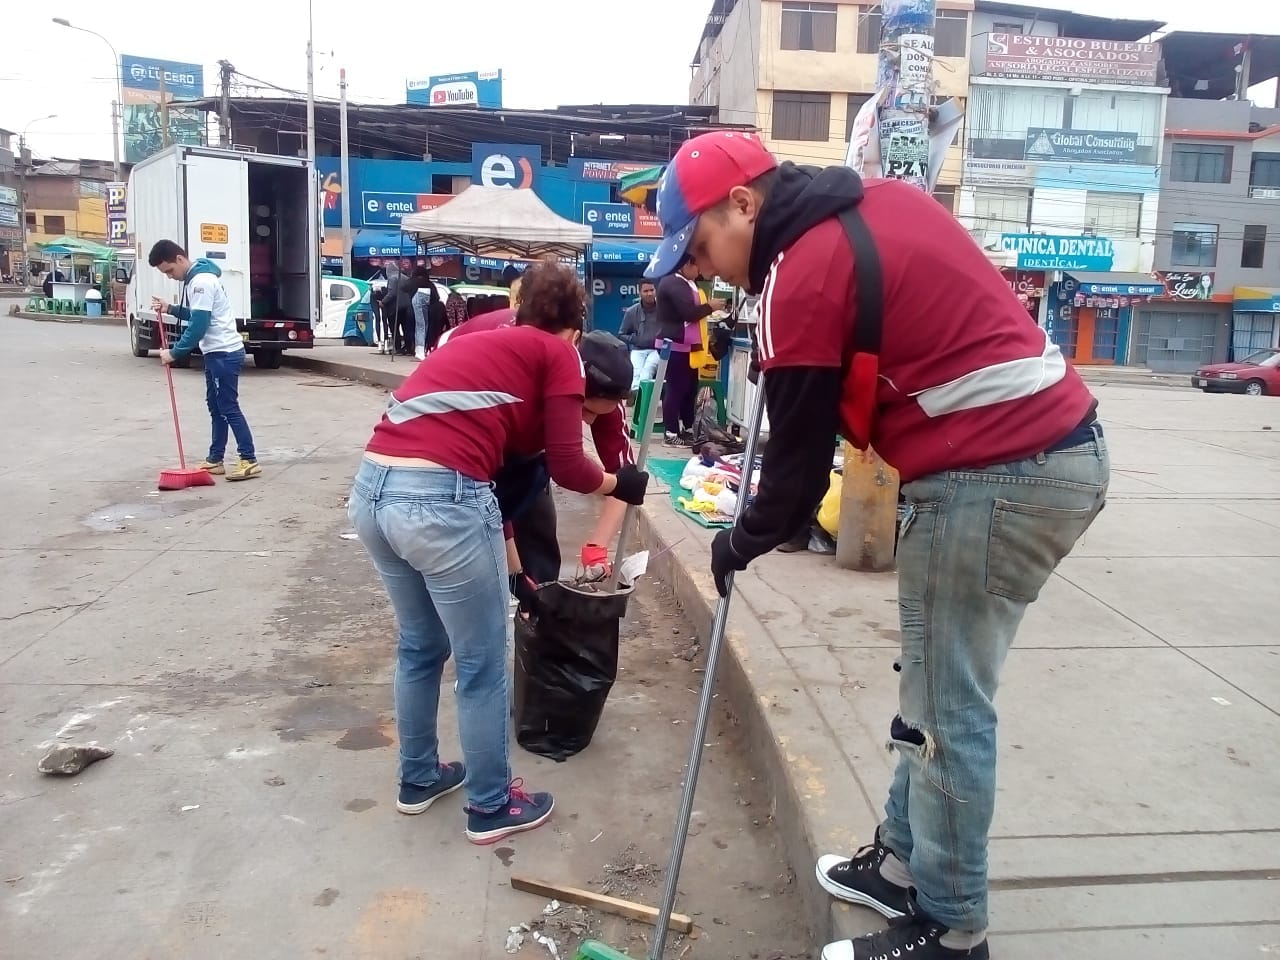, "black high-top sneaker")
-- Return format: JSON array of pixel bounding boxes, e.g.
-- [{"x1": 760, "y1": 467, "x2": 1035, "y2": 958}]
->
[
  {"x1": 815, "y1": 828, "x2": 911, "y2": 919},
  {"x1": 821, "y1": 892, "x2": 990, "y2": 960}
]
